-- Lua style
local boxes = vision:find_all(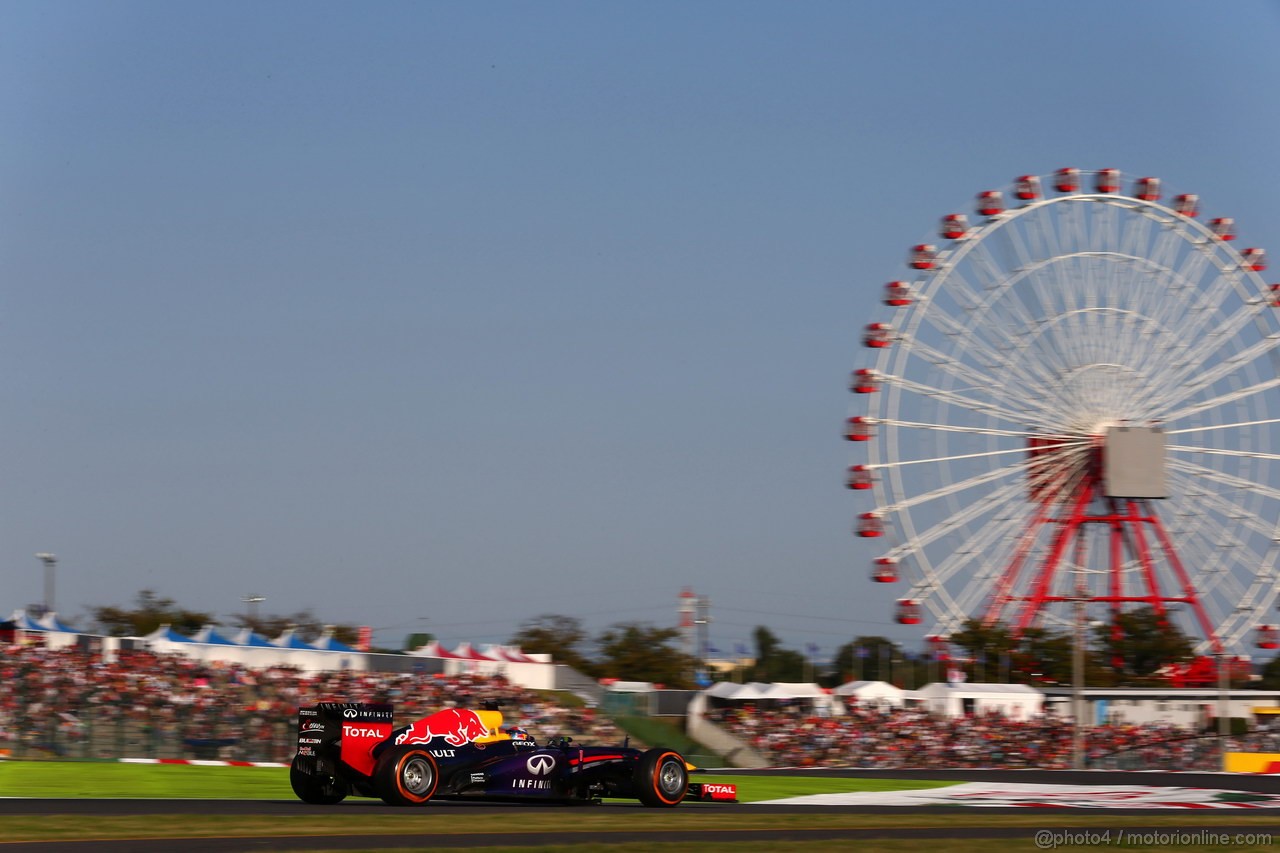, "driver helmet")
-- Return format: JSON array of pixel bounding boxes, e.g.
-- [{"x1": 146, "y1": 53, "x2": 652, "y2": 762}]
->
[{"x1": 507, "y1": 726, "x2": 530, "y2": 741}]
